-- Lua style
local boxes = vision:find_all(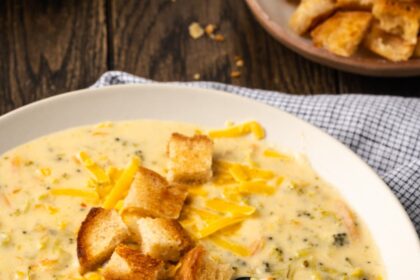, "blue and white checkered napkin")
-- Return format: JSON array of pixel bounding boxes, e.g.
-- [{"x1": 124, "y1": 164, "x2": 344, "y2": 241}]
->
[{"x1": 93, "y1": 71, "x2": 420, "y2": 235}]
